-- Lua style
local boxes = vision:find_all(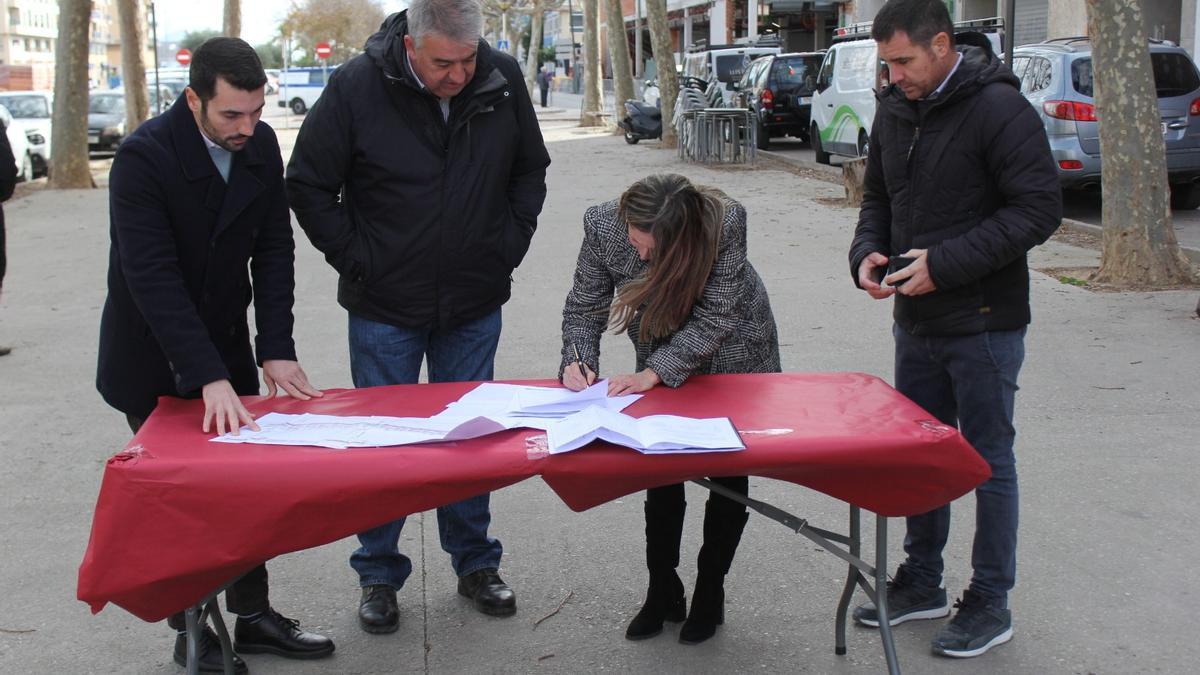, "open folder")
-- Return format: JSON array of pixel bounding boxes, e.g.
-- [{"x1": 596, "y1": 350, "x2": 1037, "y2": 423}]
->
[{"x1": 546, "y1": 405, "x2": 745, "y2": 454}]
